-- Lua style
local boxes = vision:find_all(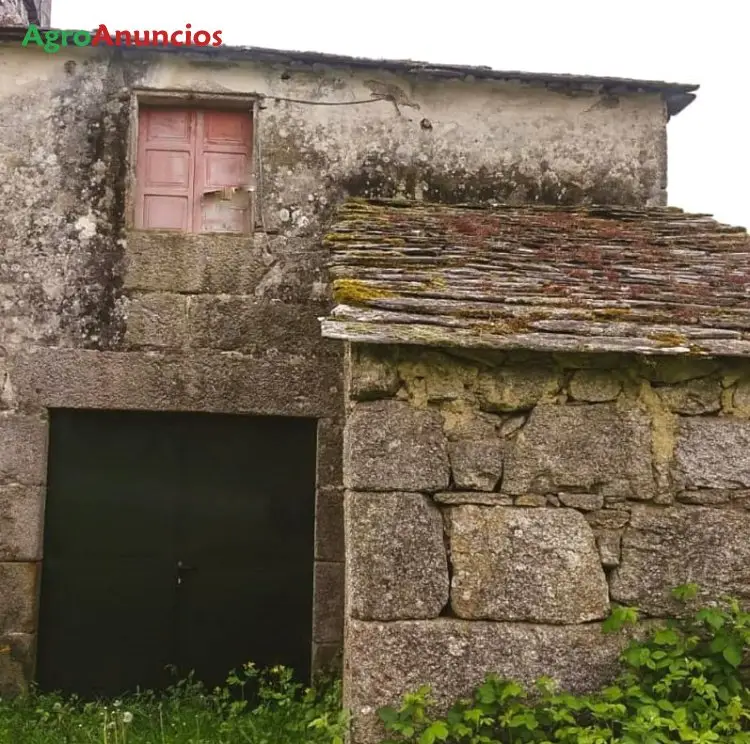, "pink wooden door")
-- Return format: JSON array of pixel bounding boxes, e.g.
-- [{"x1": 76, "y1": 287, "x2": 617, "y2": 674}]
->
[
  {"x1": 136, "y1": 109, "x2": 251, "y2": 233},
  {"x1": 194, "y1": 111, "x2": 252, "y2": 233},
  {"x1": 136, "y1": 109, "x2": 195, "y2": 231}
]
